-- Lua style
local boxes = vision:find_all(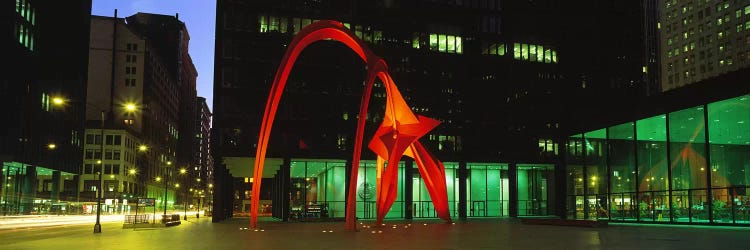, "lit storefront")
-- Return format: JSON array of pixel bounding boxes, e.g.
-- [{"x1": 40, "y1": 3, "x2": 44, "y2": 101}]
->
[
  {"x1": 264, "y1": 158, "x2": 556, "y2": 221},
  {"x1": 566, "y1": 93, "x2": 750, "y2": 225}
]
